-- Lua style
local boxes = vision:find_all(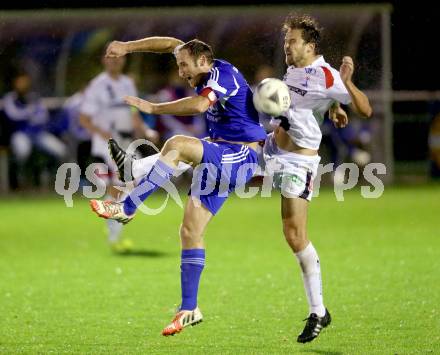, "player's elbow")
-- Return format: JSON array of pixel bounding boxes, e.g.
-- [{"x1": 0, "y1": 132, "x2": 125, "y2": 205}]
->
[
  {"x1": 195, "y1": 105, "x2": 209, "y2": 114},
  {"x1": 362, "y1": 105, "x2": 373, "y2": 118},
  {"x1": 353, "y1": 103, "x2": 373, "y2": 118}
]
